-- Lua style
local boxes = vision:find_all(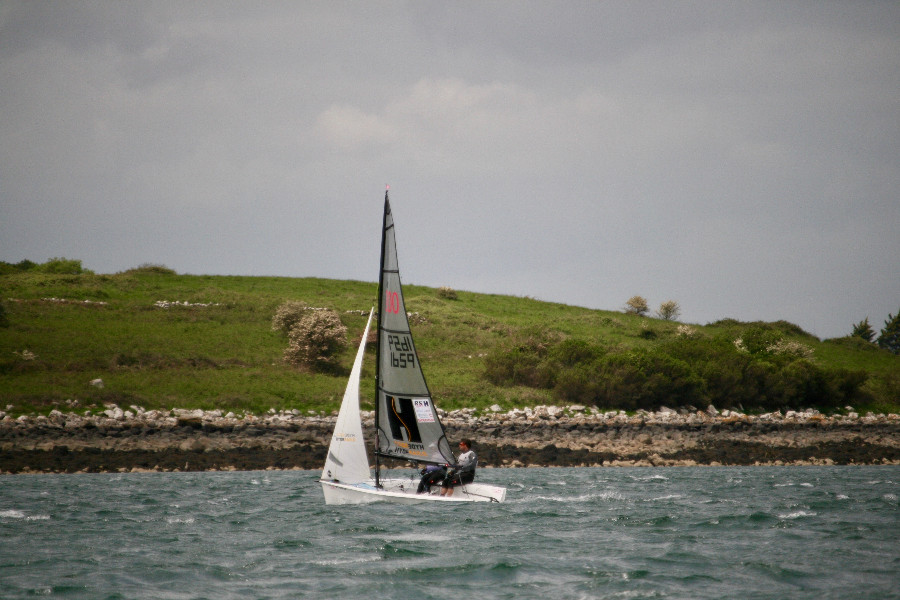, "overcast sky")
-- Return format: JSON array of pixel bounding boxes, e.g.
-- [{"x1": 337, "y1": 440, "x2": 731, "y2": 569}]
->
[{"x1": 2, "y1": 1, "x2": 898, "y2": 340}]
